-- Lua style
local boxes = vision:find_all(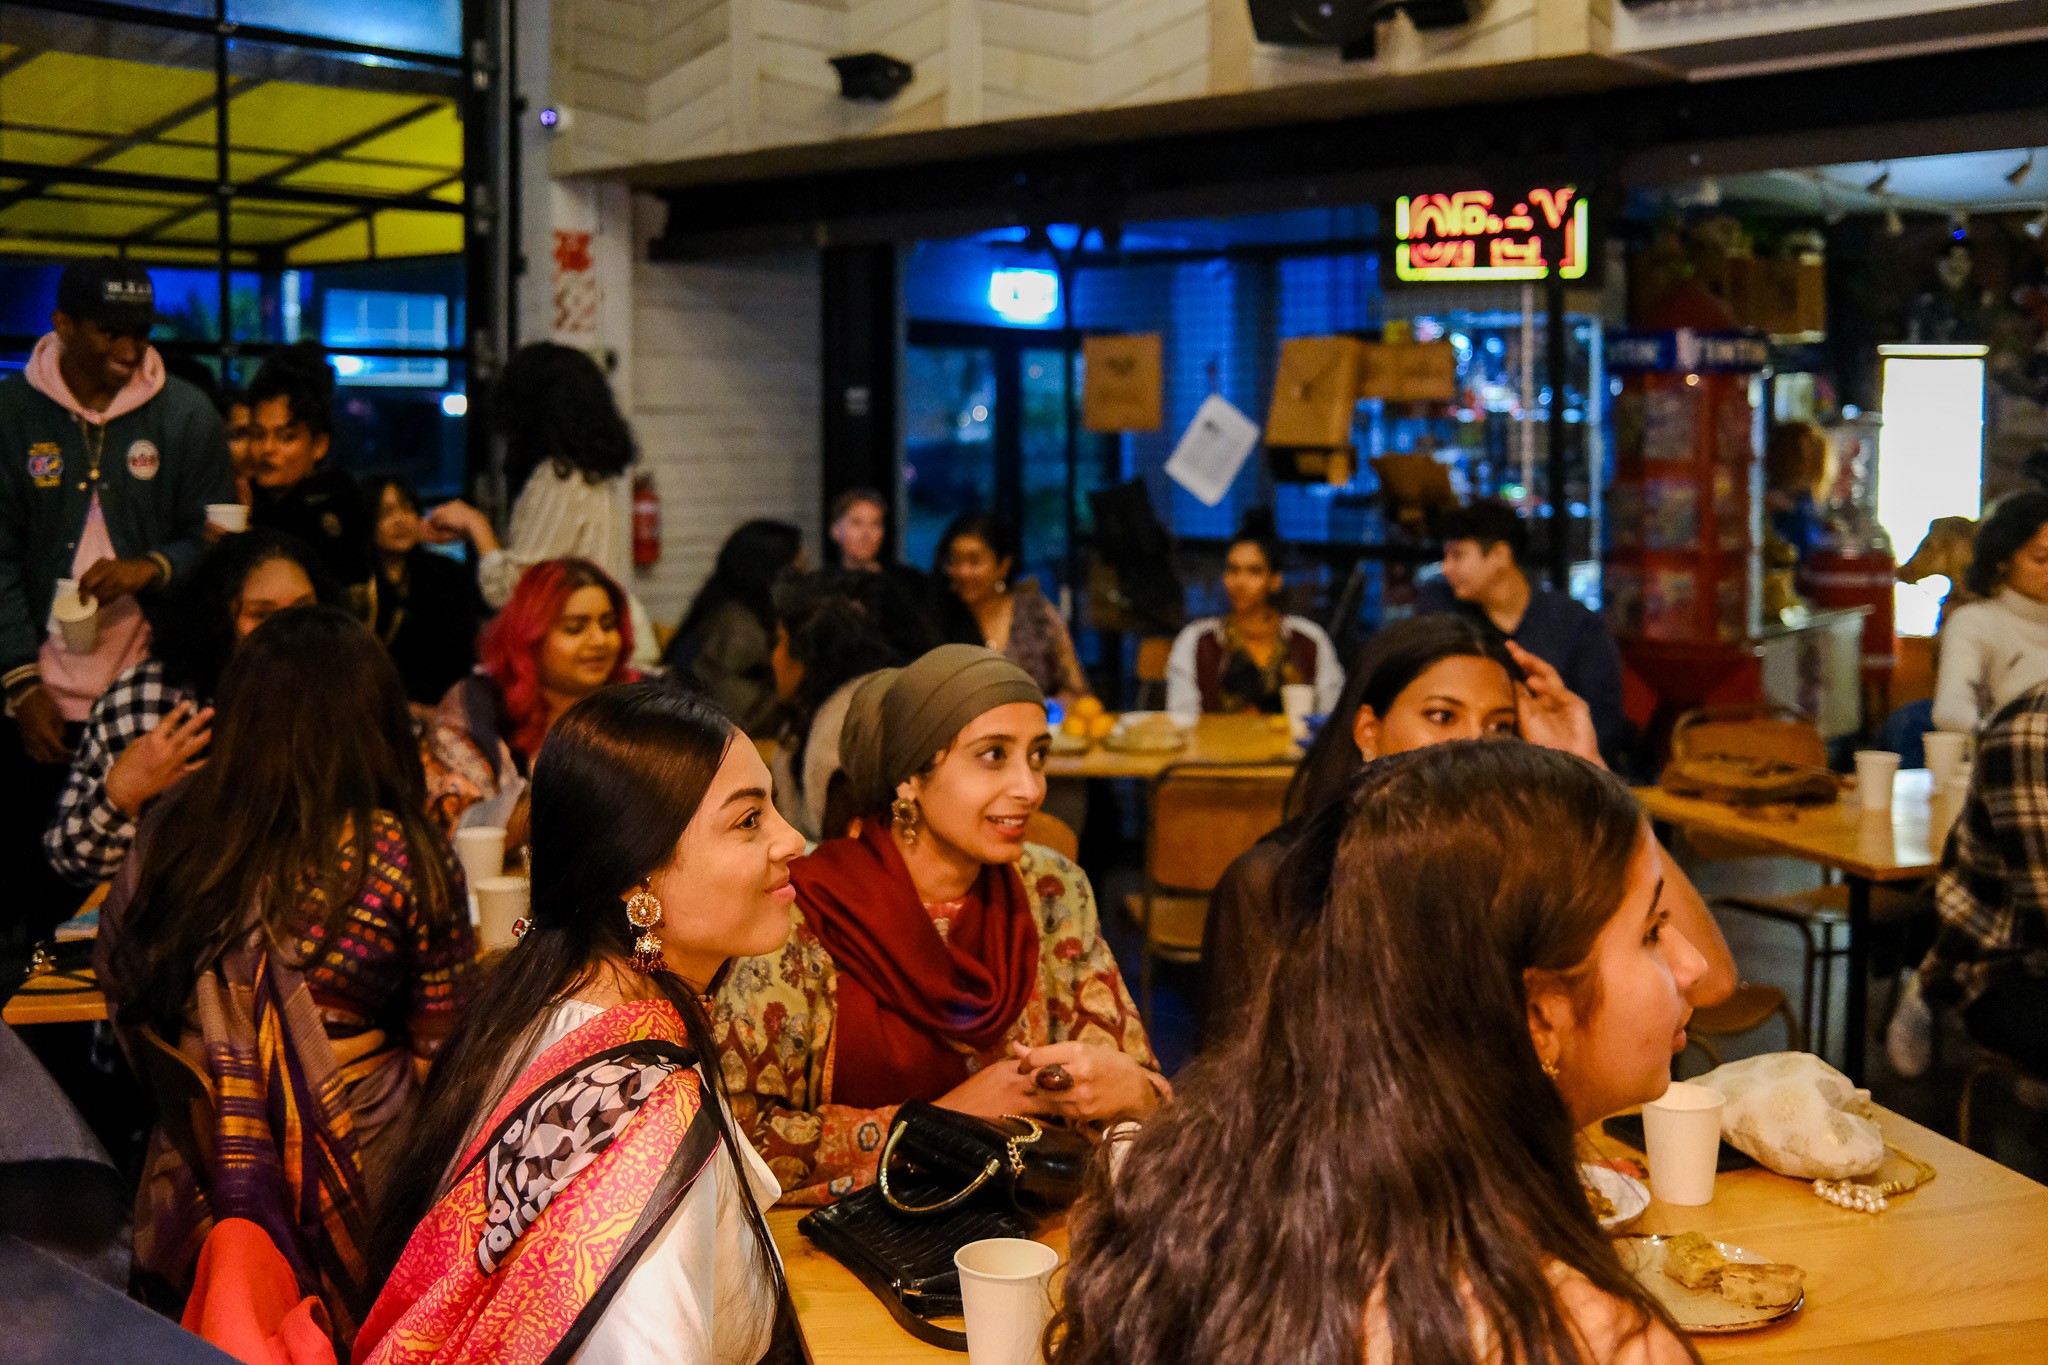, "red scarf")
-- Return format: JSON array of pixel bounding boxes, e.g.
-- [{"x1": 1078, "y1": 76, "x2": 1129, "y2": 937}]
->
[{"x1": 792, "y1": 819, "x2": 1041, "y2": 1108}]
